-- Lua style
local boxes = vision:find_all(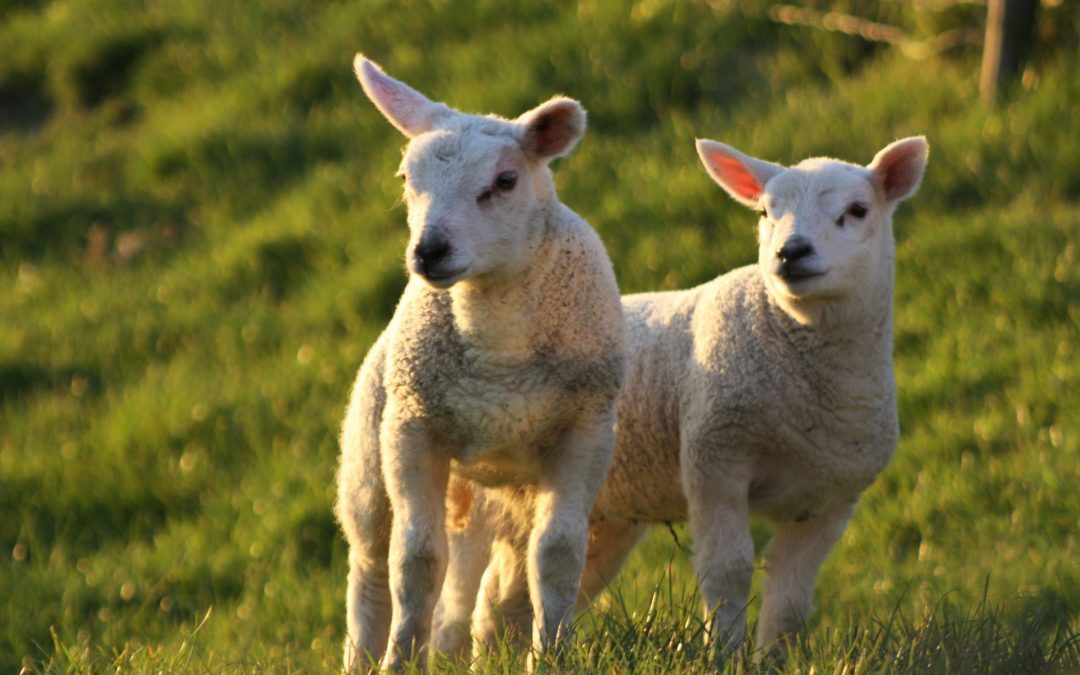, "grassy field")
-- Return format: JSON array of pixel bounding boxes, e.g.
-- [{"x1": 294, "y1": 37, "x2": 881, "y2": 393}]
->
[{"x1": 1, "y1": 0, "x2": 1078, "y2": 672}]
